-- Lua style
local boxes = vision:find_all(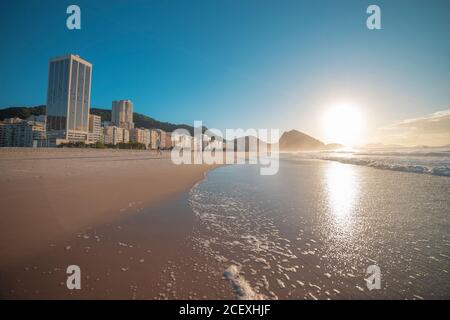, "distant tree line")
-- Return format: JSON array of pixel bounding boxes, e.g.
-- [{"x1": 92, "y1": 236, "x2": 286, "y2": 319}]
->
[
  {"x1": 0, "y1": 105, "x2": 46, "y2": 120},
  {"x1": 58, "y1": 141, "x2": 147, "y2": 150}
]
